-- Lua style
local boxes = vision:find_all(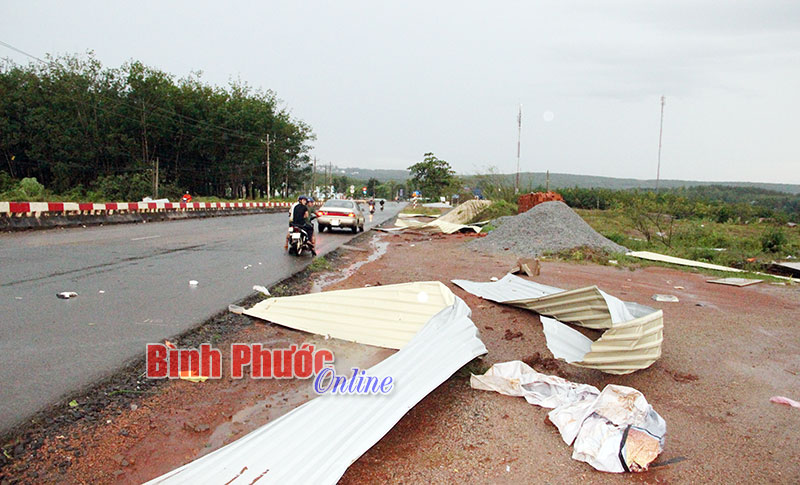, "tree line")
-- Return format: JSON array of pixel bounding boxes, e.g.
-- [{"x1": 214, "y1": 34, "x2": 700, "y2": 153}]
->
[{"x1": 0, "y1": 53, "x2": 314, "y2": 201}]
